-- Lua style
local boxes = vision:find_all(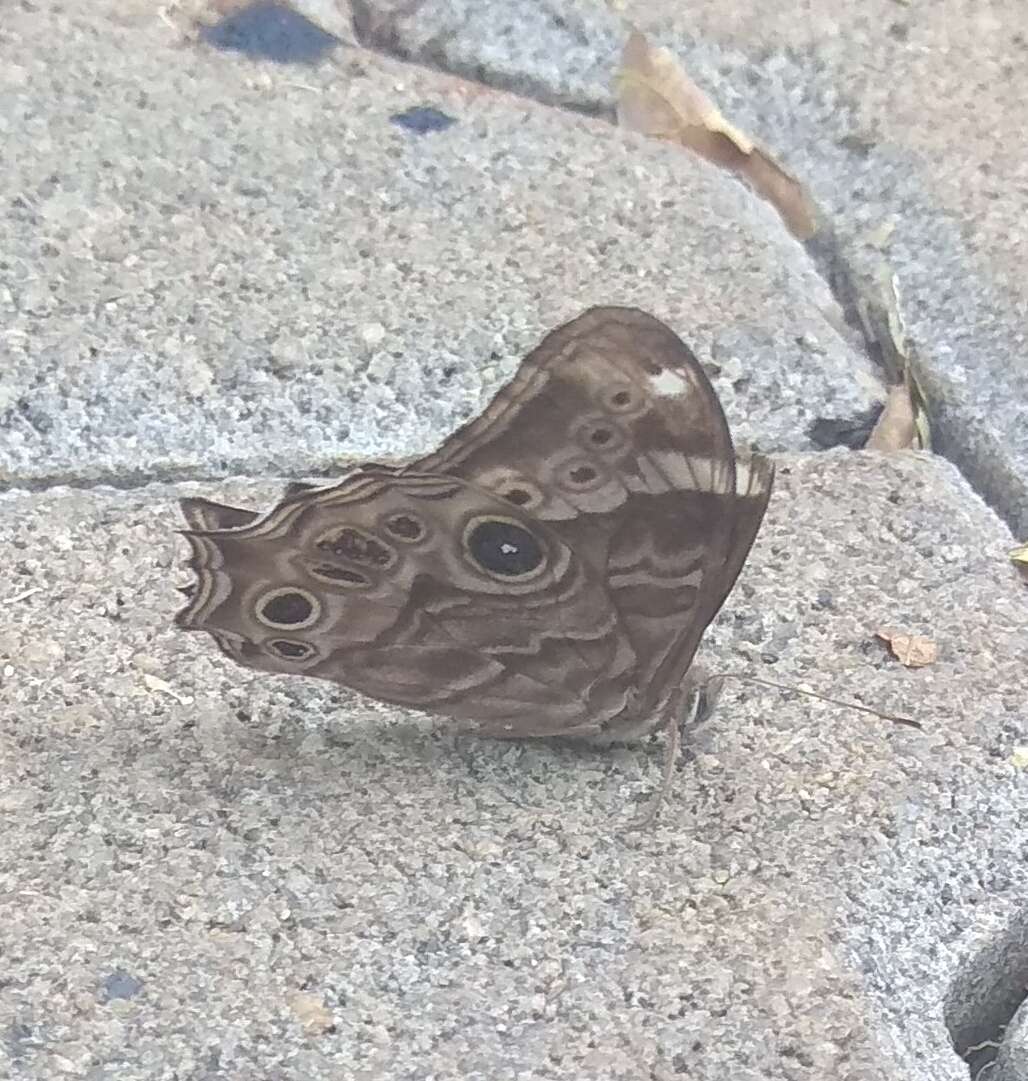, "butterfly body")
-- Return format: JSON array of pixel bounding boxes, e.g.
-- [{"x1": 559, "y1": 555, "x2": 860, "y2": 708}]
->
[{"x1": 177, "y1": 308, "x2": 773, "y2": 745}]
